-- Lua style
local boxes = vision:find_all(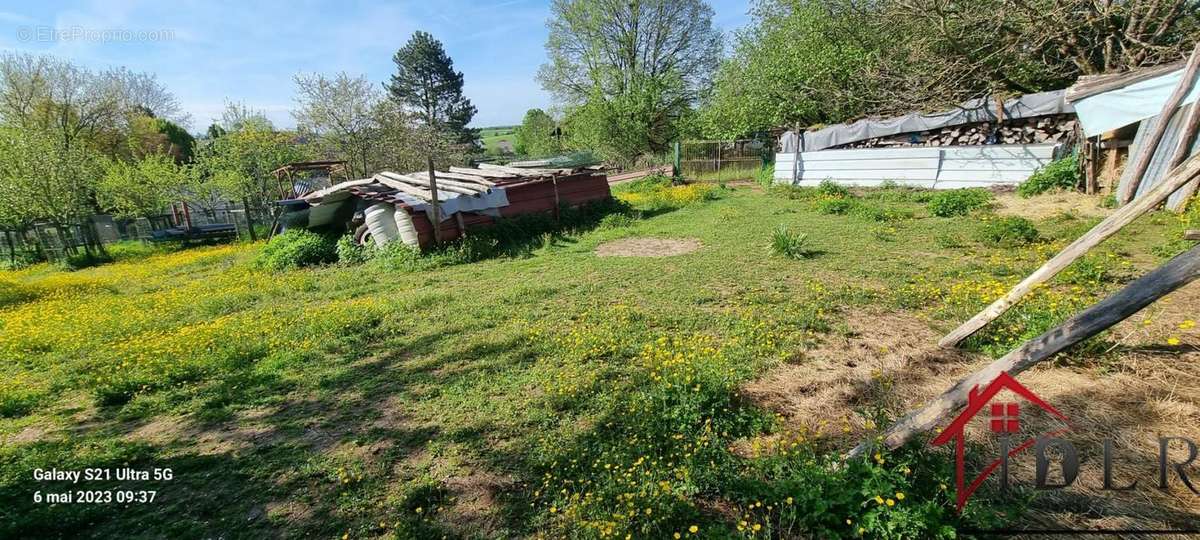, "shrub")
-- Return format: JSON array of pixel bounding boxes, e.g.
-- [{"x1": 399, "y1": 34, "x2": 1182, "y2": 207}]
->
[
  {"x1": 597, "y1": 212, "x2": 640, "y2": 230},
  {"x1": 1018, "y1": 155, "x2": 1080, "y2": 197},
  {"x1": 335, "y1": 234, "x2": 372, "y2": 265},
  {"x1": 254, "y1": 229, "x2": 337, "y2": 271},
  {"x1": 927, "y1": 189, "x2": 993, "y2": 217},
  {"x1": 816, "y1": 179, "x2": 850, "y2": 197},
  {"x1": 853, "y1": 203, "x2": 914, "y2": 222},
  {"x1": 976, "y1": 216, "x2": 1039, "y2": 247},
  {"x1": 771, "y1": 226, "x2": 816, "y2": 259}
]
